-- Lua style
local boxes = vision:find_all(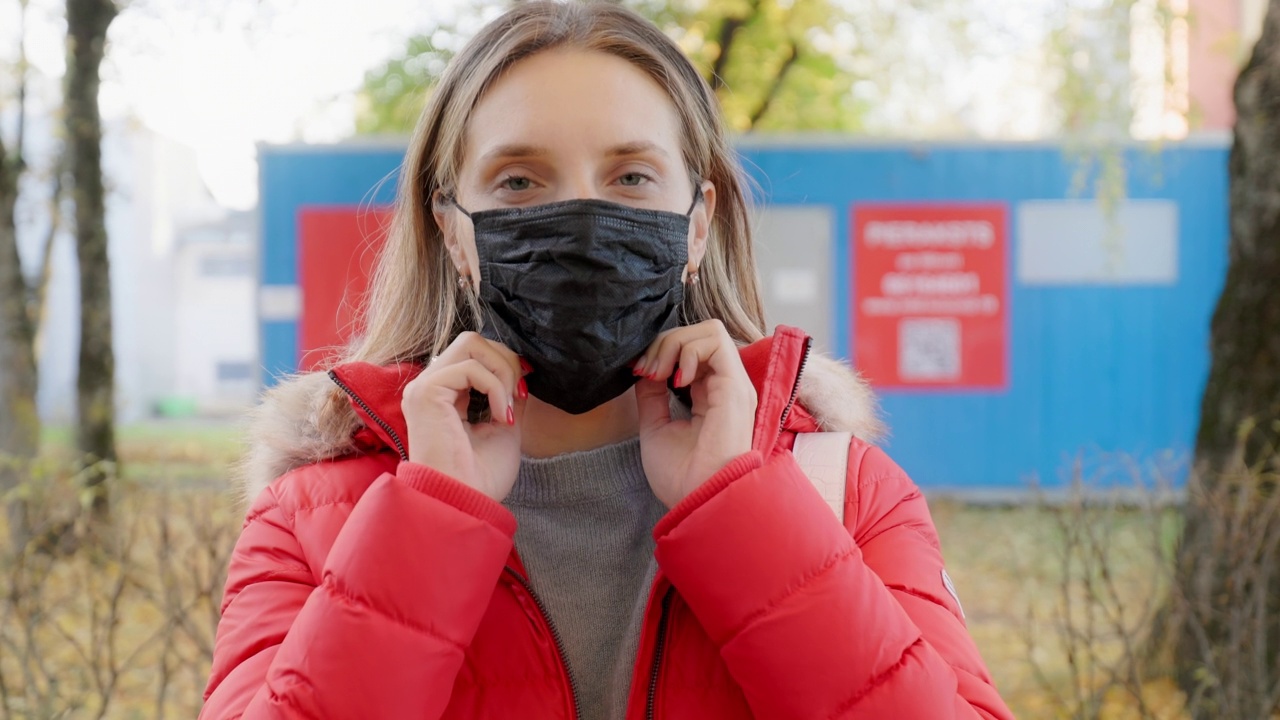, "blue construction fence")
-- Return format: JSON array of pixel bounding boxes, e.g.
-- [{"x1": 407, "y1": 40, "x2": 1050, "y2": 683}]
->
[{"x1": 258, "y1": 137, "x2": 1230, "y2": 492}]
